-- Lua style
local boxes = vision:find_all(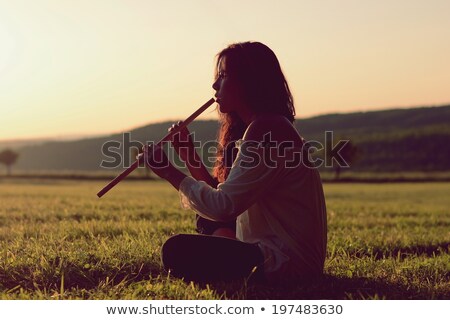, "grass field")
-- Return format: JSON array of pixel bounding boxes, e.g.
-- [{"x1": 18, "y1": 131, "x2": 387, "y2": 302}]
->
[{"x1": 0, "y1": 178, "x2": 449, "y2": 299}]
